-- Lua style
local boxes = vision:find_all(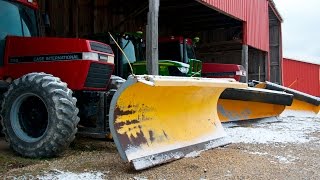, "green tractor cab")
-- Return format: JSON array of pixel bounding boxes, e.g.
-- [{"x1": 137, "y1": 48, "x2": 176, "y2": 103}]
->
[
  {"x1": 156, "y1": 36, "x2": 202, "y2": 77},
  {"x1": 133, "y1": 60, "x2": 192, "y2": 76}
]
